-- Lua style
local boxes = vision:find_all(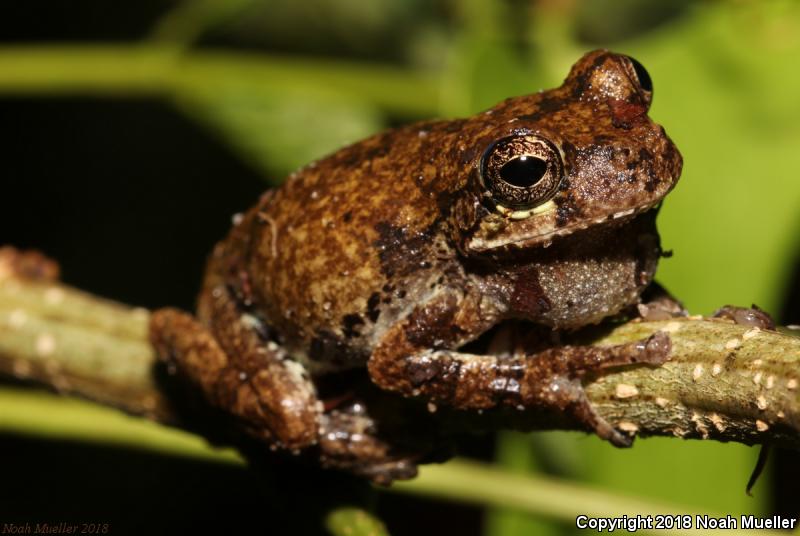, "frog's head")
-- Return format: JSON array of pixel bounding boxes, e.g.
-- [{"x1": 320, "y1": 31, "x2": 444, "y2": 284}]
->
[{"x1": 455, "y1": 50, "x2": 682, "y2": 255}]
